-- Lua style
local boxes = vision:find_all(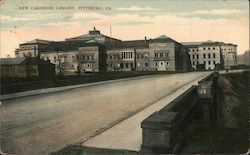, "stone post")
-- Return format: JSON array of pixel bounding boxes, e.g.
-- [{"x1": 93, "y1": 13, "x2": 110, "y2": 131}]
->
[
  {"x1": 140, "y1": 111, "x2": 179, "y2": 154},
  {"x1": 197, "y1": 80, "x2": 216, "y2": 126}
]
